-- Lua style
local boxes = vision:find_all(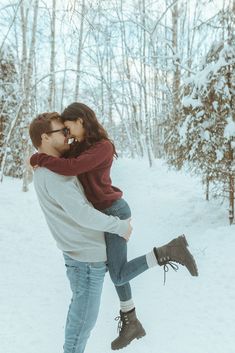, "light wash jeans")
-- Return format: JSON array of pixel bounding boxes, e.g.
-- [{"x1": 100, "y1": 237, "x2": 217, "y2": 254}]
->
[
  {"x1": 63, "y1": 254, "x2": 107, "y2": 353},
  {"x1": 102, "y1": 198, "x2": 149, "y2": 302}
]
